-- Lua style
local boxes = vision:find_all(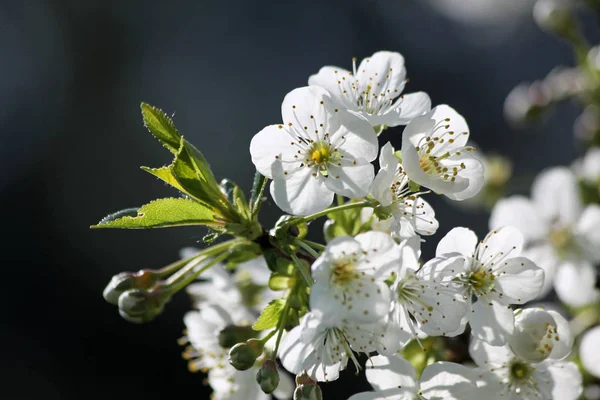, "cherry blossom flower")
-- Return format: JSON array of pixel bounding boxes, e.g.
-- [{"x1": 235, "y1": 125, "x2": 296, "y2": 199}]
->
[
  {"x1": 490, "y1": 167, "x2": 600, "y2": 306},
  {"x1": 348, "y1": 355, "x2": 479, "y2": 400},
  {"x1": 308, "y1": 51, "x2": 431, "y2": 128},
  {"x1": 401, "y1": 105, "x2": 484, "y2": 201},
  {"x1": 309, "y1": 231, "x2": 399, "y2": 323},
  {"x1": 470, "y1": 337, "x2": 582, "y2": 400},
  {"x1": 509, "y1": 308, "x2": 573, "y2": 363},
  {"x1": 573, "y1": 146, "x2": 600, "y2": 186},
  {"x1": 370, "y1": 142, "x2": 439, "y2": 239},
  {"x1": 250, "y1": 85, "x2": 378, "y2": 216},
  {"x1": 422, "y1": 226, "x2": 544, "y2": 345},
  {"x1": 388, "y1": 237, "x2": 469, "y2": 340}
]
